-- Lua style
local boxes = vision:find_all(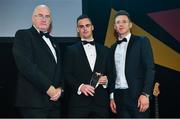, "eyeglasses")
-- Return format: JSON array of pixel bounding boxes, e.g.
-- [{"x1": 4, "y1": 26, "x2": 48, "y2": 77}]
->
[
  {"x1": 34, "y1": 14, "x2": 51, "y2": 20},
  {"x1": 78, "y1": 24, "x2": 92, "y2": 29}
]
